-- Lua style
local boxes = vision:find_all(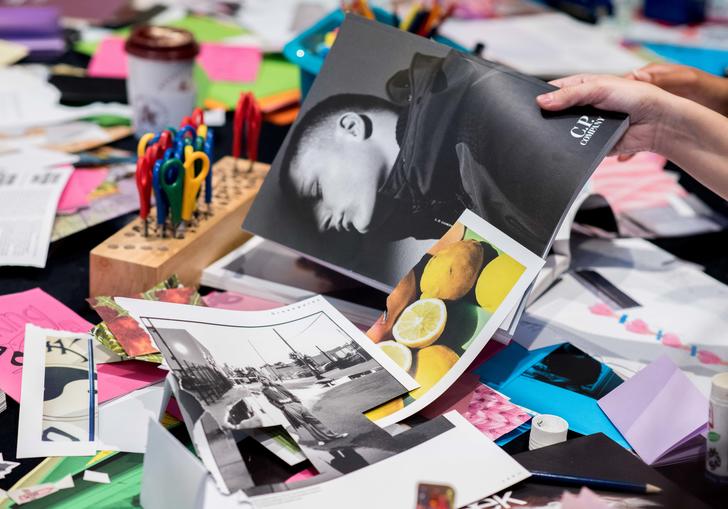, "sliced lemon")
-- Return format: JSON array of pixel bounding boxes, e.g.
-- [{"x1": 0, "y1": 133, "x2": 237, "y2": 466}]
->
[
  {"x1": 392, "y1": 298, "x2": 447, "y2": 349},
  {"x1": 378, "y1": 340, "x2": 413, "y2": 372}
]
